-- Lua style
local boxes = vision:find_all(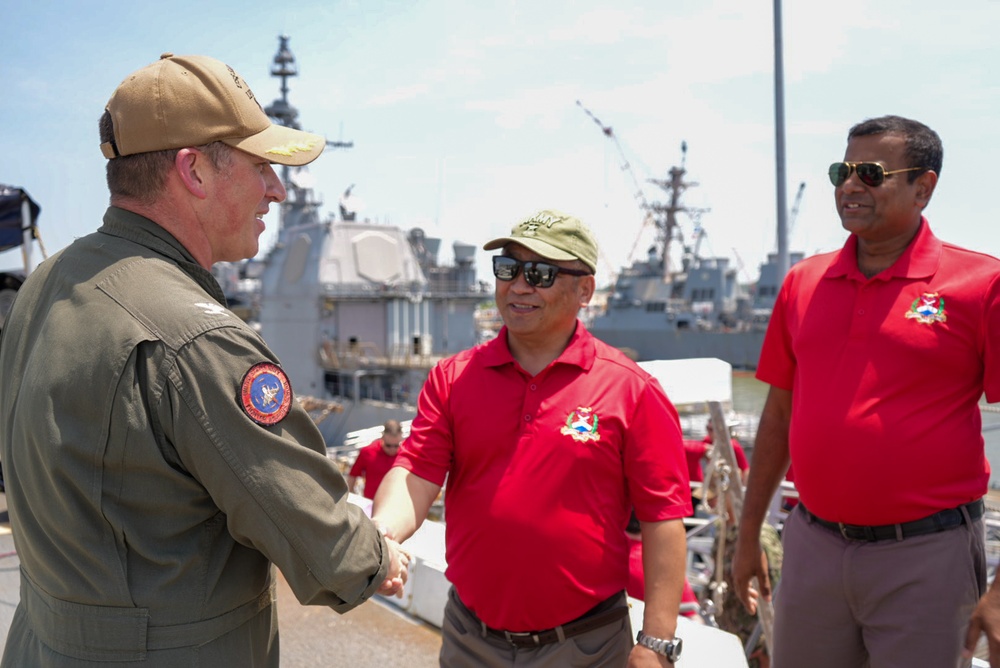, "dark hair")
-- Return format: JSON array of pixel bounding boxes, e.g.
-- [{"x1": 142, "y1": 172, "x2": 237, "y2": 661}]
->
[
  {"x1": 100, "y1": 110, "x2": 232, "y2": 202},
  {"x1": 847, "y1": 115, "x2": 943, "y2": 180}
]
